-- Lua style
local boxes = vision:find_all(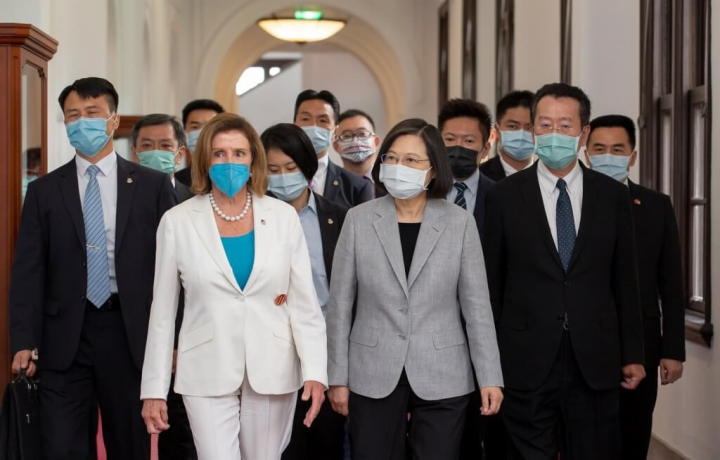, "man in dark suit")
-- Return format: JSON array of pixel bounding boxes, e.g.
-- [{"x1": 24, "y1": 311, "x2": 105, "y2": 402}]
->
[
  {"x1": 332, "y1": 109, "x2": 385, "y2": 198},
  {"x1": 174, "y1": 99, "x2": 225, "y2": 187},
  {"x1": 481, "y1": 90, "x2": 536, "y2": 183},
  {"x1": 9, "y1": 77, "x2": 177, "y2": 460},
  {"x1": 130, "y1": 114, "x2": 197, "y2": 460},
  {"x1": 584, "y1": 114, "x2": 685, "y2": 460},
  {"x1": 294, "y1": 89, "x2": 372, "y2": 208},
  {"x1": 483, "y1": 83, "x2": 646, "y2": 459}
]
